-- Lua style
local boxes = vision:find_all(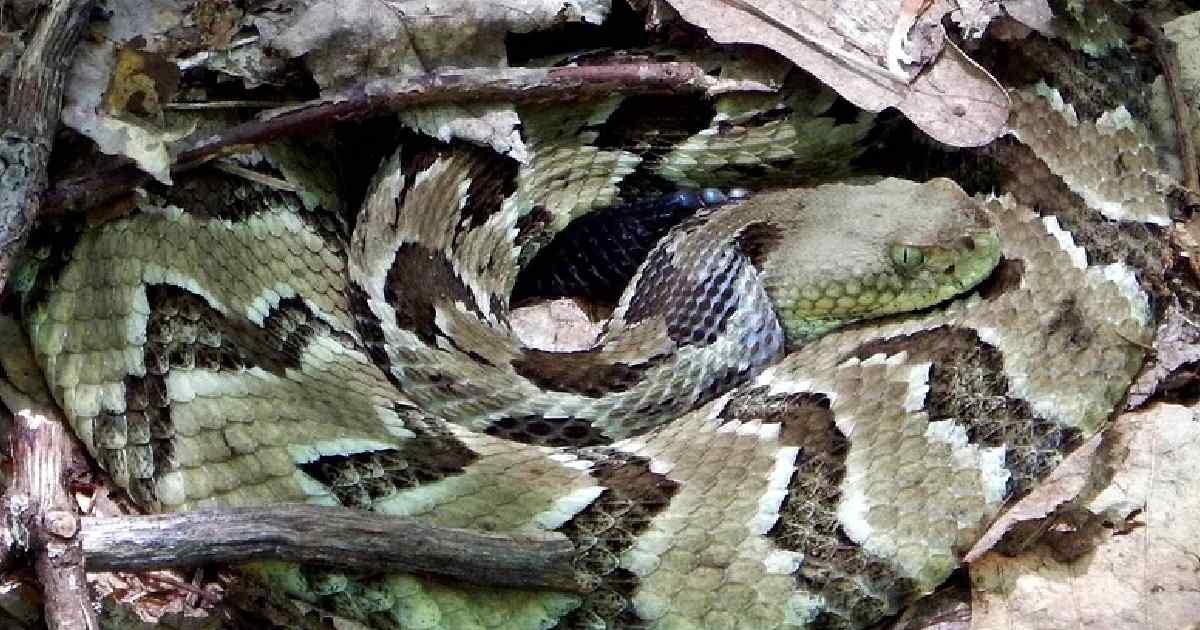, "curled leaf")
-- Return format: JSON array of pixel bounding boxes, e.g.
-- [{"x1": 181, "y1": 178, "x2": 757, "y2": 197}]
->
[{"x1": 665, "y1": 0, "x2": 1009, "y2": 146}]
